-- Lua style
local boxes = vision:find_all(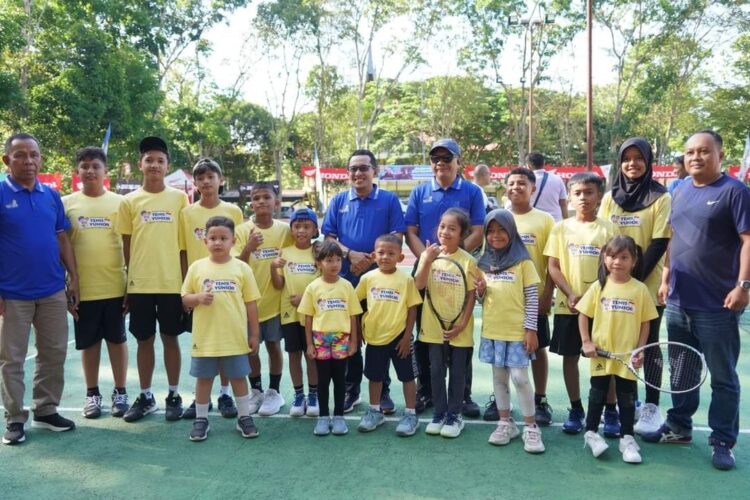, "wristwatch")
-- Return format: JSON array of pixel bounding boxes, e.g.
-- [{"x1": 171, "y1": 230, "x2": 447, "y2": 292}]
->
[{"x1": 738, "y1": 280, "x2": 750, "y2": 290}]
